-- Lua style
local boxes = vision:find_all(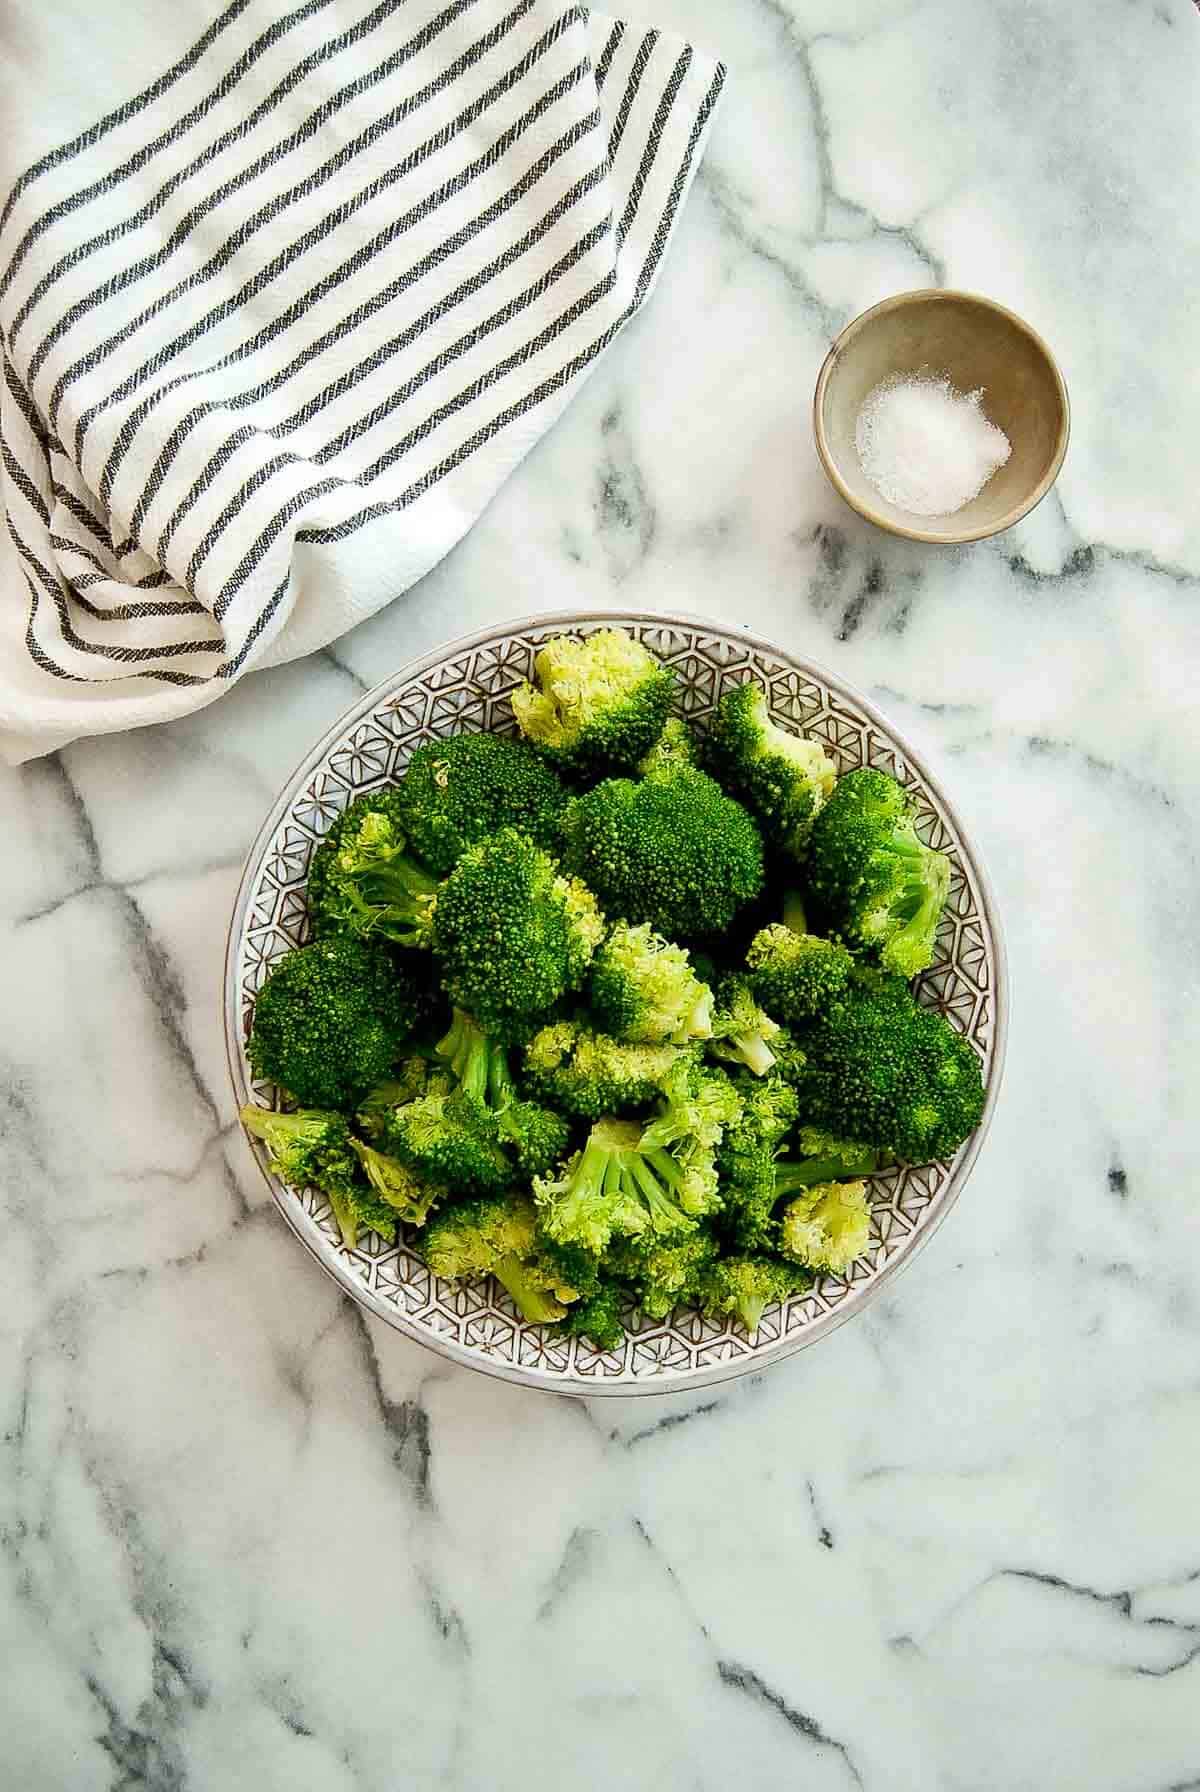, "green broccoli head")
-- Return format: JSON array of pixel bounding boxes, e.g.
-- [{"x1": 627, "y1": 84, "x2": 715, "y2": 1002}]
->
[
  {"x1": 637, "y1": 717, "x2": 699, "y2": 777},
  {"x1": 380, "y1": 1089, "x2": 511, "y2": 1196},
  {"x1": 607, "y1": 1226, "x2": 720, "y2": 1320},
  {"x1": 560, "y1": 765, "x2": 765, "y2": 939},
  {"x1": 523, "y1": 1020, "x2": 687, "y2": 1119},
  {"x1": 332, "y1": 1180, "x2": 400, "y2": 1249},
  {"x1": 698, "y1": 1255, "x2": 811, "y2": 1334},
  {"x1": 704, "y1": 681, "x2": 838, "y2": 856},
  {"x1": 421, "y1": 1193, "x2": 583, "y2": 1324},
  {"x1": 774, "y1": 1127, "x2": 882, "y2": 1192},
  {"x1": 806, "y1": 768, "x2": 951, "y2": 978},
  {"x1": 305, "y1": 791, "x2": 440, "y2": 947},
  {"x1": 349, "y1": 1138, "x2": 442, "y2": 1226},
  {"x1": 247, "y1": 937, "x2": 419, "y2": 1108},
  {"x1": 745, "y1": 924, "x2": 855, "y2": 1024},
  {"x1": 239, "y1": 1104, "x2": 358, "y2": 1192},
  {"x1": 534, "y1": 1115, "x2": 703, "y2": 1254},
  {"x1": 357, "y1": 1059, "x2": 451, "y2": 1136},
  {"x1": 588, "y1": 921, "x2": 714, "y2": 1045},
  {"x1": 562, "y1": 1279, "x2": 627, "y2": 1353},
  {"x1": 778, "y1": 1180, "x2": 873, "y2": 1276},
  {"x1": 636, "y1": 1058, "x2": 742, "y2": 1218},
  {"x1": 511, "y1": 628, "x2": 676, "y2": 772},
  {"x1": 712, "y1": 1071, "x2": 801, "y2": 1251},
  {"x1": 708, "y1": 974, "x2": 791, "y2": 1078},
  {"x1": 393, "y1": 731, "x2": 568, "y2": 875},
  {"x1": 433, "y1": 1007, "x2": 570, "y2": 1176},
  {"x1": 792, "y1": 973, "x2": 986, "y2": 1162},
  {"x1": 432, "y1": 829, "x2": 605, "y2": 1041}
]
